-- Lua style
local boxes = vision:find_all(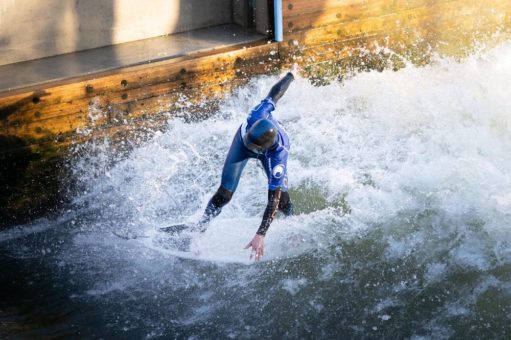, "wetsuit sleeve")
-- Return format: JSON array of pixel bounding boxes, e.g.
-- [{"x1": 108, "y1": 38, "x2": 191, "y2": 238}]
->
[
  {"x1": 256, "y1": 148, "x2": 289, "y2": 236},
  {"x1": 256, "y1": 188, "x2": 281, "y2": 236},
  {"x1": 247, "y1": 98, "x2": 275, "y2": 126},
  {"x1": 268, "y1": 149, "x2": 288, "y2": 191},
  {"x1": 267, "y1": 72, "x2": 295, "y2": 104},
  {"x1": 246, "y1": 72, "x2": 294, "y2": 127}
]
